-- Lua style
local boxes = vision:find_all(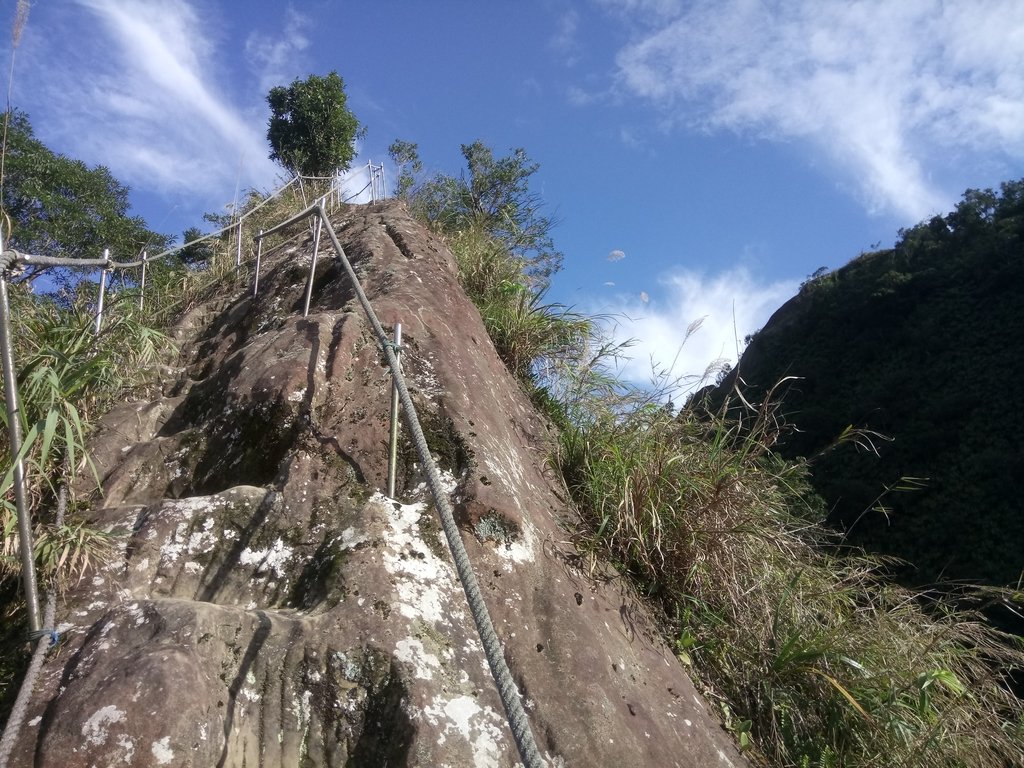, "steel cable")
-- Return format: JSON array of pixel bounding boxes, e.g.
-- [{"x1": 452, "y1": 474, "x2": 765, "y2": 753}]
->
[
  {"x1": 0, "y1": 195, "x2": 546, "y2": 766},
  {"x1": 318, "y1": 206, "x2": 544, "y2": 767}
]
